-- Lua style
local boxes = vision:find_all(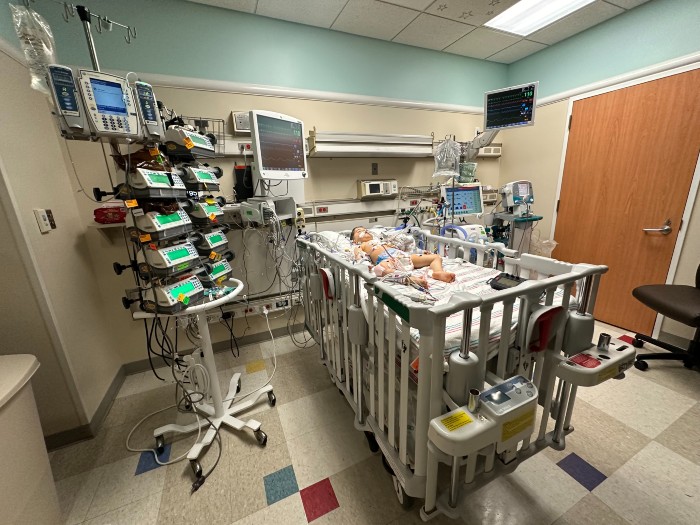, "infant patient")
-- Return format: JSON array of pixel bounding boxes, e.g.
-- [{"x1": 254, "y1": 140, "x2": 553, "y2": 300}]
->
[{"x1": 350, "y1": 227, "x2": 456, "y2": 287}]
